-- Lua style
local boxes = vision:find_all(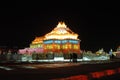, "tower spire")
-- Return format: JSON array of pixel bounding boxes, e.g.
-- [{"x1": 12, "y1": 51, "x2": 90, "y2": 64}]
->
[{"x1": 56, "y1": 21, "x2": 67, "y2": 28}]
